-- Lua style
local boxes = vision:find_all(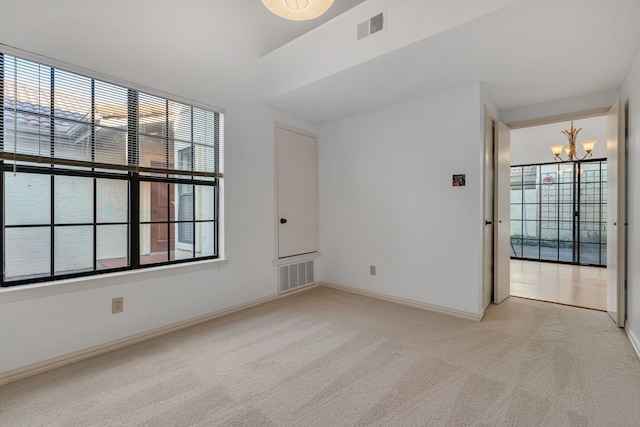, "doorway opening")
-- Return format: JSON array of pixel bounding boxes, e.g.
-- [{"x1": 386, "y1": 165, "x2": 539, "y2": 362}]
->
[{"x1": 508, "y1": 116, "x2": 608, "y2": 311}]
